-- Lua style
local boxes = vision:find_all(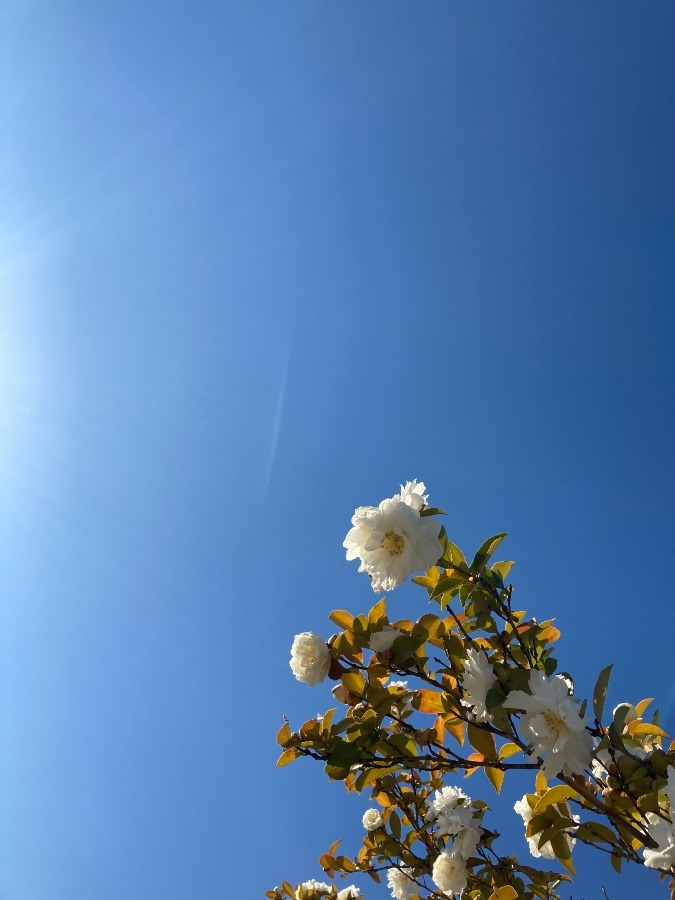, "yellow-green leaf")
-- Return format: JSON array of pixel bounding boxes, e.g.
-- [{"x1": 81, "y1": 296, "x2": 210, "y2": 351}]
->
[
  {"x1": 628, "y1": 722, "x2": 669, "y2": 738},
  {"x1": 534, "y1": 785, "x2": 579, "y2": 814},
  {"x1": 329, "y1": 609, "x2": 355, "y2": 630},
  {"x1": 485, "y1": 765, "x2": 505, "y2": 794},
  {"x1": 276, "y1": 749, "x2": 297, "y2": 767},
  {"x1": 489, "y1": 887, "x2": 518, "y2": 900},
  {"x1": 635, "y1": 698, "x2": 654, "y2": 718},
  {"x1": 499, "y1": 742, "x2": 521, "y2": 760}
]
